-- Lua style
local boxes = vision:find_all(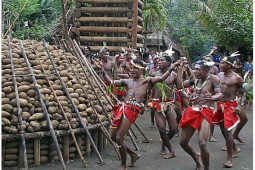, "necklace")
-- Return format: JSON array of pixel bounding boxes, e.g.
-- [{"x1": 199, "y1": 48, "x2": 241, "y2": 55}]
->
[{"x1": 195, "y1": 74, "x2": 211, "y2": 91}]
